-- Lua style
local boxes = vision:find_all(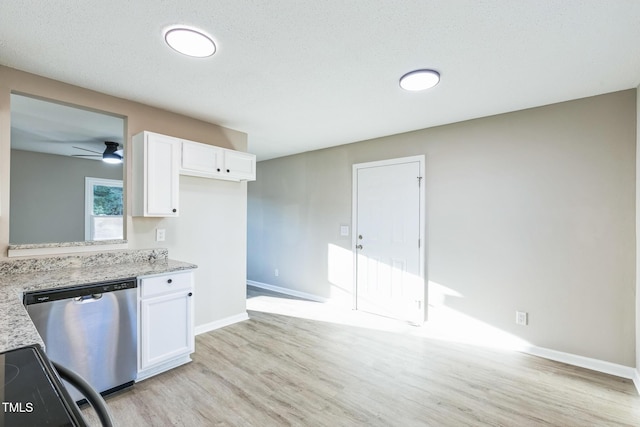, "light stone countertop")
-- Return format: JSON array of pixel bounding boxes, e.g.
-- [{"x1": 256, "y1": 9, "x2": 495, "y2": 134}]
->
[{"x1": 0, "y1": 251, "x2": 196, "y2": 354}]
